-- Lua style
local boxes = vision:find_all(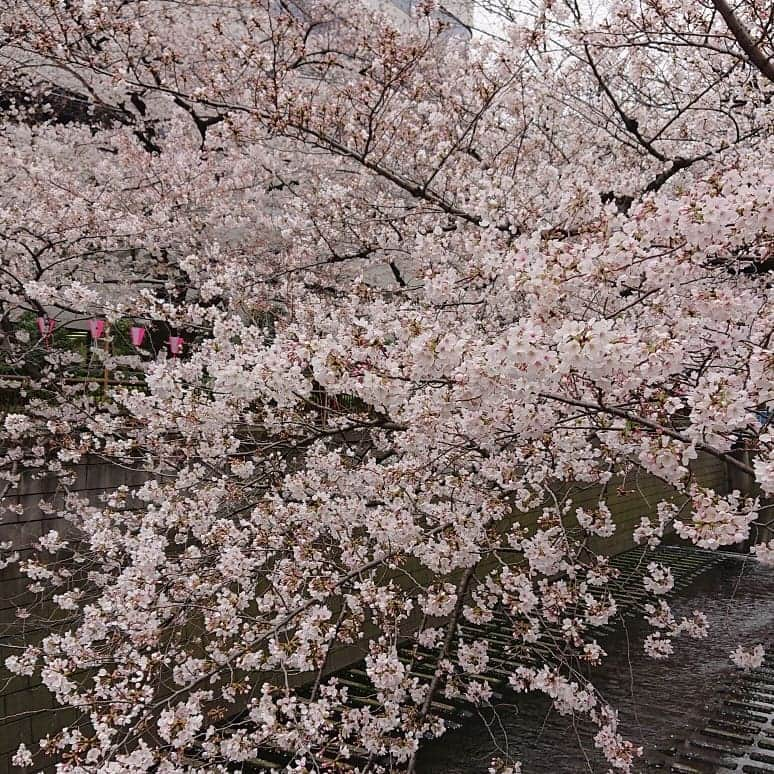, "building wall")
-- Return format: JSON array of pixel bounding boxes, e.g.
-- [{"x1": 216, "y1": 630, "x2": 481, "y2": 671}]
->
[{"x1": 371, "y1": 0, "x2": 473, "y2": 34}]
